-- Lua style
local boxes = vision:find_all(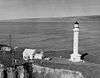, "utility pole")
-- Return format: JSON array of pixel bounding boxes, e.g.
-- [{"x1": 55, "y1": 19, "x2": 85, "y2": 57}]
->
[
  {"x1": 8, "y1": 34, "x2": 14, "y2": 54},
  {"x1": 8, "y1": 34, "x2": 16, "y2": 66},
  {"x1": 9, "y1": 34, "x2": 12, "y2": 49}
]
